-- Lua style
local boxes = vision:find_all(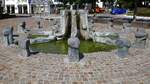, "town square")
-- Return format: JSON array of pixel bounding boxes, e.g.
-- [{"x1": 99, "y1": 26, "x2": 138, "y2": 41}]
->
[{"x1": 0, "y1": 0, "x2": 150, "y2": 84}]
